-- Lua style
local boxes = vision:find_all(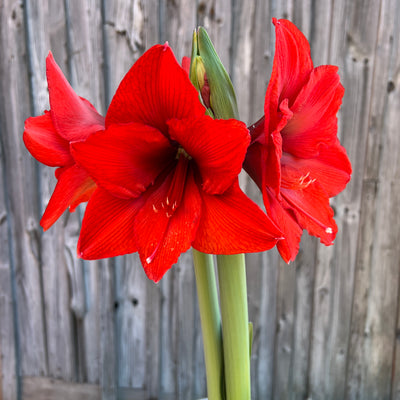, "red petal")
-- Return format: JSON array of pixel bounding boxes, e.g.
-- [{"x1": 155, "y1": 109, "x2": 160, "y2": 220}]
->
[
  {"x1": 264, "y1": 19, "x2": 313, "y2": 132},
  {"x1": 263, "y1": 19, "x2": 313, "y2": 170},
  {"x1": 78, "y1": 188, "x2": 140, "y2": 259},
  {"x1": 105, "y1": 44, "x2": 205, "y2": 133},
  {"x1": 193, "y1": 181, "x2": 282, "y2": 254},
  {"x1": 282, "y1": 143, "x2": 351, "y2": 198},
  {"x1": 23, "y1": 112, "x2": 73, "y2": 166},
  {"x1": 280, "y1": 182, "x2": 337, "y2": 245},
  {"x1": 40, "y1": 164, "x2": 96, "y2": 230},
  {"x1": 244, "y1": 141, "x2": 264, "y2": 190},
  {"x1": 248, "y1": 116, "x2": 265, "y2": 143},
  {"x1": 134, "y1": 170, "x2": 201, "y2": 282},
  {"x1": 71, "y1": 123, "x2": 174, "y2": 199},
  {"x1": 282, "y1": 66, "x2": 344, "y2": 158},
  {"x1": 265, "y1": 188, "x2": 303, "y2": 263},
  {"x1": 271, "y1": 18, "x2": 314, "y2": 104},
  {"x1": 181, "y1": 56, "x2": 191, "y2": 75},
  {"x1": 245, "y1": 102, "x2": 291, "y2": 199},
  {"x1": 168, "y1": 117, "x2": 250, "y2": 194},
  {"x1": 265, "y1": 99, "x2": 293, "y2": 194},
  {"x1": 46, "y1": 52, "x2": 105, "y2": 142}
]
